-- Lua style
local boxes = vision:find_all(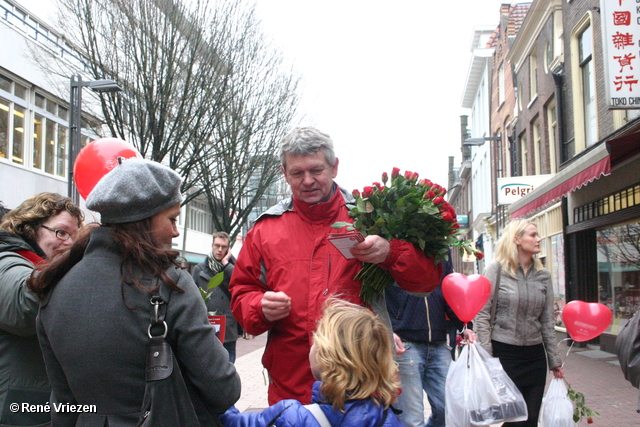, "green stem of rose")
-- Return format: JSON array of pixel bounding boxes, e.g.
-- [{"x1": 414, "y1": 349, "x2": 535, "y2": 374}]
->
[{"x1": 356, "y1": 263, "x2": 395, "y2": 303}]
